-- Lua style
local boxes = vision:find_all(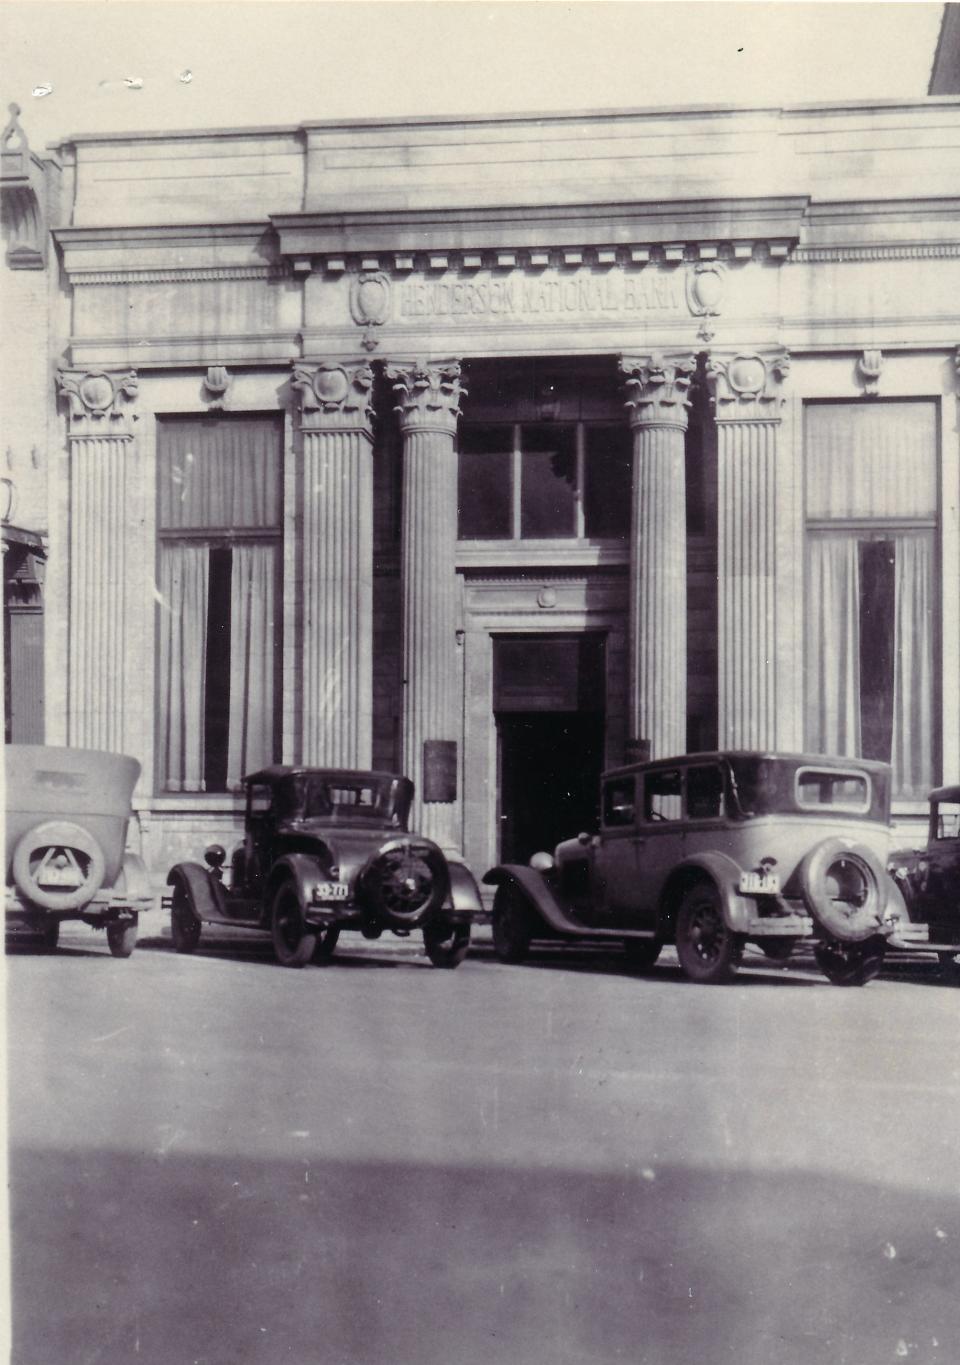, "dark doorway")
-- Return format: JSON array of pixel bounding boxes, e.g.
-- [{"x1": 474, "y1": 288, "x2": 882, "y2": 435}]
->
[{"x1": 494, "y1": 634, "x2": 605, "y2": 863}]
